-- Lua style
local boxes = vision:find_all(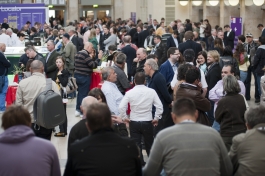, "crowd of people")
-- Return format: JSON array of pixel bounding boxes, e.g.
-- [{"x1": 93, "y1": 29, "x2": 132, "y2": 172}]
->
[{"x1": 0, "y1": 15, "x2": 265, "y2": 175}]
